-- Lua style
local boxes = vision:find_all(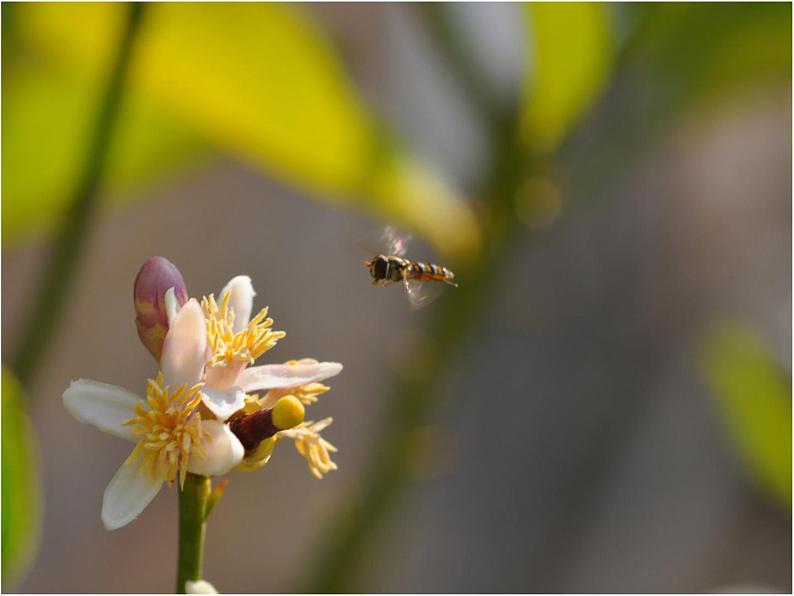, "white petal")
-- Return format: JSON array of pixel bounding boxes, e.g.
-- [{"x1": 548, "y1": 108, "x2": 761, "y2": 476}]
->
[
  {"x1": 219, "y1": 275, "x2": 255, "y2": 333},
  {"x1": 102, "y1": 458, "x2": 163, "y2": 530},
  {"x1": 200, "y1": 386, "x2": 246, "y2": 422},
  {"x1": 62, "y1": 379, "x2": 140, "y2": 440},
  {"x1": 186, "y1": 580, "x2": 218, "y2": 594},
  {"x1": 188, "y1": 420, "x2": 244, "y2": 476},
  {"x1": 204, "y1": 360, "x2": 245, "y2": 392},
  {"x1": 162, "y1": 299, "x2": 207, "y2": 388},
  {"x1": 164, "y1": 286, "x2": 181, "y2": 326},
  {"x1": 239, "y1": 362, "x2": 343, "y2": 393}
]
